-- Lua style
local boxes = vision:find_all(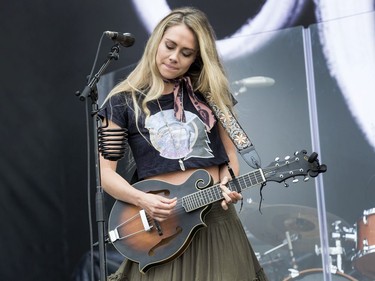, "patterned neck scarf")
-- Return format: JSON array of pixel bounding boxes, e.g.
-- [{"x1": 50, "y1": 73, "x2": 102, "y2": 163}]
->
[{"x1": 166, "y1": 76, "x2": 216, "y2": 131}]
